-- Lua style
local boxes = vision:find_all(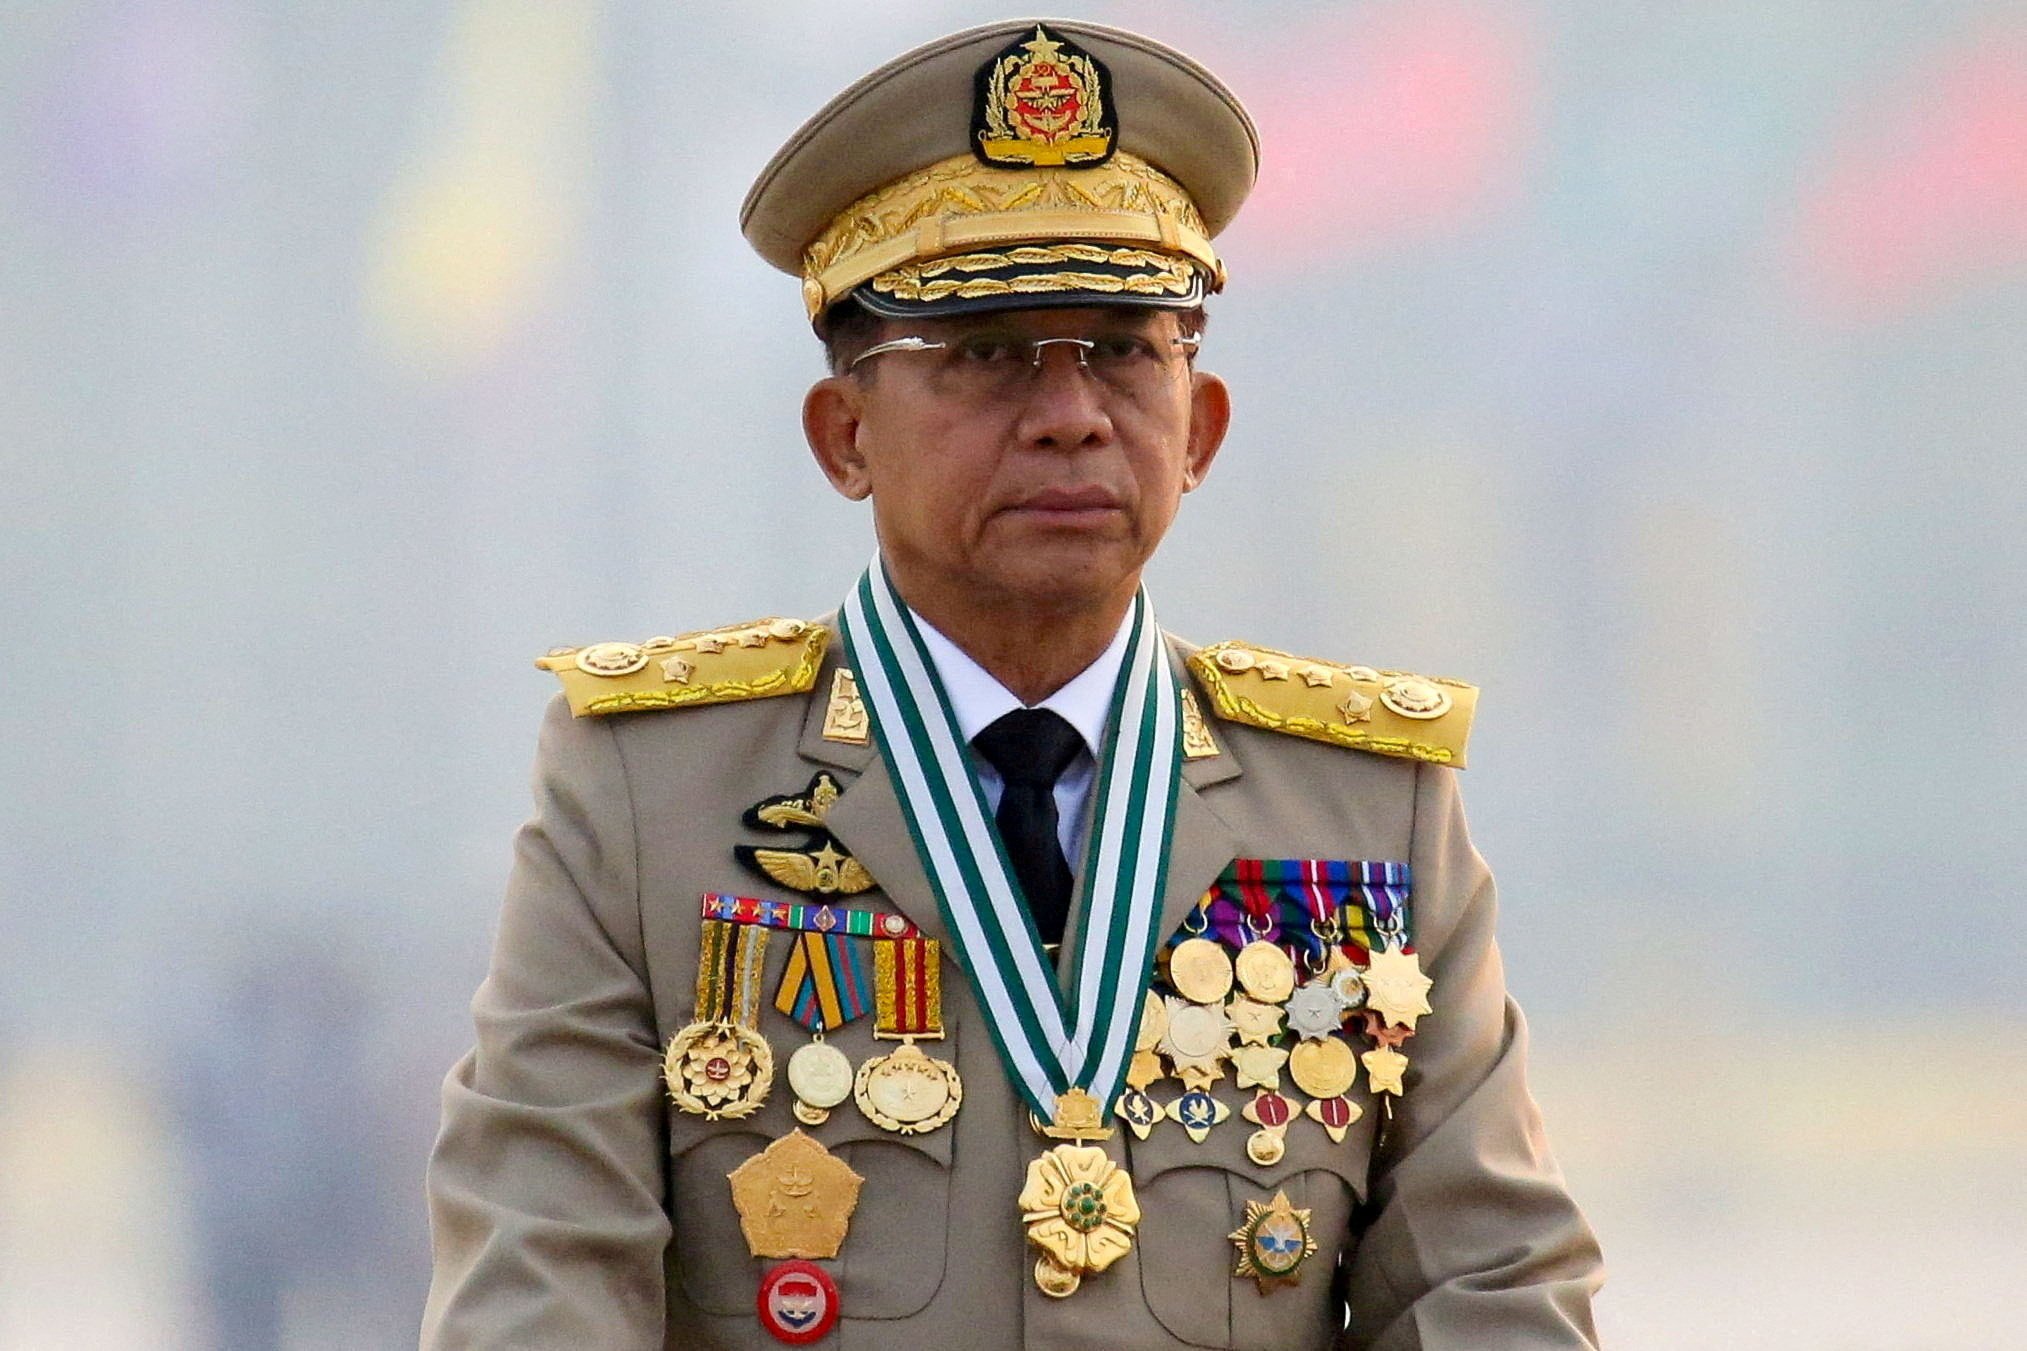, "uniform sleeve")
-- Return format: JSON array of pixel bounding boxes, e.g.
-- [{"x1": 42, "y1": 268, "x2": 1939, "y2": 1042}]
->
[
  {"x1": 1340, "y1": 764, "x2": 1604, "y2": 1349},
  {"x1": 421, "y1": 696, "x2": 670, "y2": 1349}
]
